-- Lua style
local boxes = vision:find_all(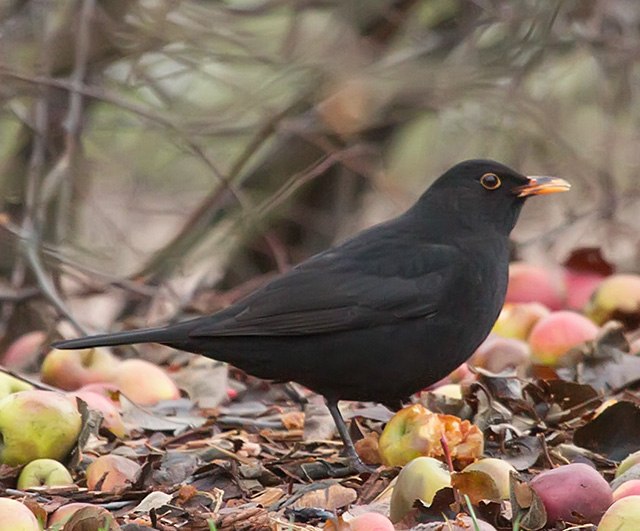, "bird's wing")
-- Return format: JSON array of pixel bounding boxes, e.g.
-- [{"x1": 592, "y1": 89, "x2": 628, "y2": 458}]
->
[{"x1": 190, "y1": 242, "x2": 463, "y2": 337}]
